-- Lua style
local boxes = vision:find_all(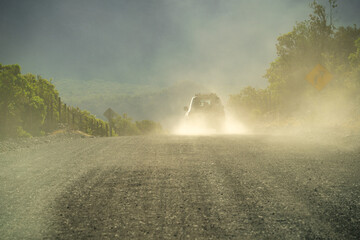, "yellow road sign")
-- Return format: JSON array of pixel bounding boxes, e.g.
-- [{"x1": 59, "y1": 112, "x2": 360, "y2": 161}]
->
[{"x1": 305, "y1": 64, "x2": 333, "y2": 91}]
